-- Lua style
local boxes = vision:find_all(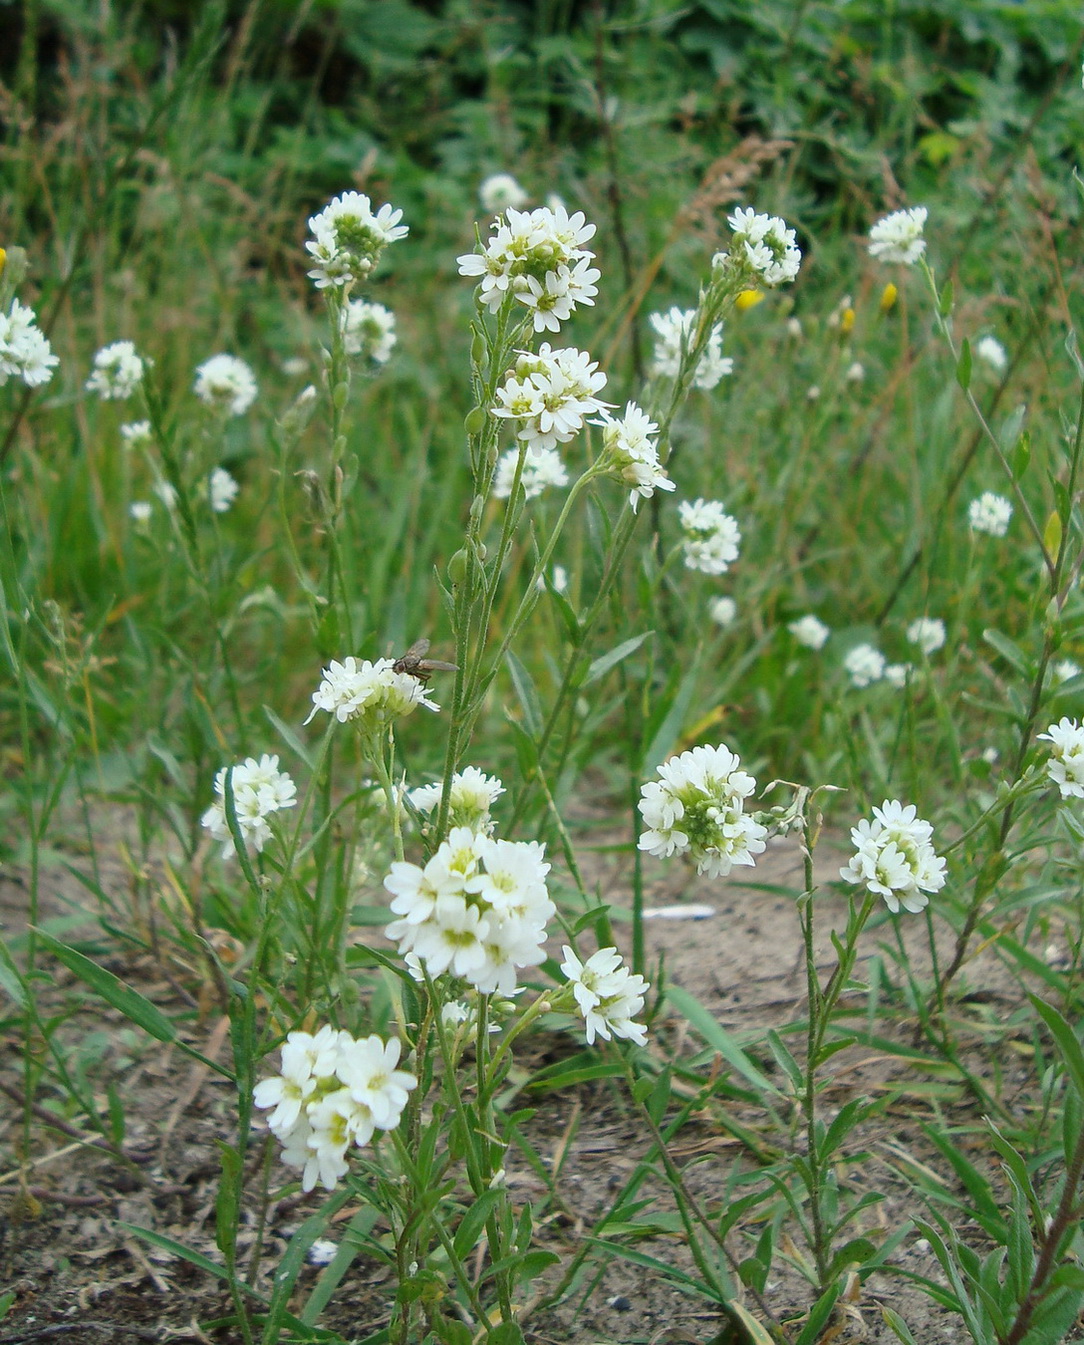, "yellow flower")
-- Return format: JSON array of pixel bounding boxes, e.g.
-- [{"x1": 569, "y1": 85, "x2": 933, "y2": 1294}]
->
[
  {"x1": 879, "y1": 282, "x2": 898, "y2": 313},
  {"x1": 840, "y1": 306, "x2": 856, "y2": 333},
  {"x1": 735, "y1": 289, "x2": 764, "y2": 311},
  {"x1": 0, "y1": 247, "x2": 6, "y2": 277}
]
